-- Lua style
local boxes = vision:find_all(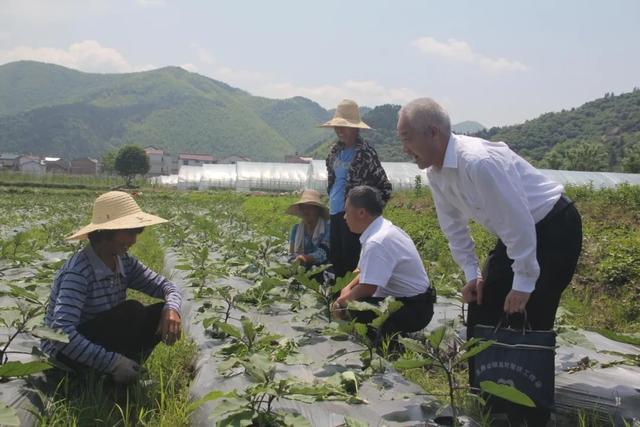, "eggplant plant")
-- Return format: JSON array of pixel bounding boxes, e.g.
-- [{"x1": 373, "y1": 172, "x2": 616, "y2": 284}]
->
[
  {"x1": 190, "y1": 353, "x2": 365, "y2": 427},
  {"x1": 328, "y1": 296, "x2": 404, "y2": 372},
  {"x1": 394, "y1": 326, "x2": 534, "y2": 425}
]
